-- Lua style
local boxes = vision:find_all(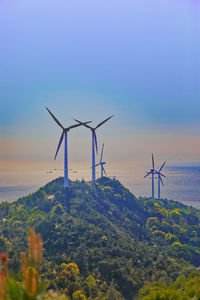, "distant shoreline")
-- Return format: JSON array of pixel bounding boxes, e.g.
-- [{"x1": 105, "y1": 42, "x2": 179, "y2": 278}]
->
[{"x1": 1, "y1": 162, "x2": 200, "y2": 209}]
